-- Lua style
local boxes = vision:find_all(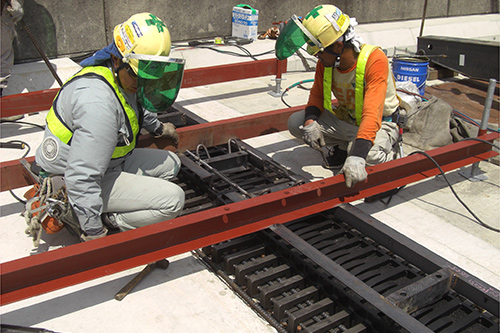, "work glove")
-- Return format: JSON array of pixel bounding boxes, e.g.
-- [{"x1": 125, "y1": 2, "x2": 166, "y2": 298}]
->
[
  {"x1": 341, "y1": 156, "x2": 367, "y2": 188},
  {"x1": 299, "y1": 121, "x2": 325, "y2": 150},
  {"x1": 154, "y1": 122, "x2": 179, "y2": 145}
]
